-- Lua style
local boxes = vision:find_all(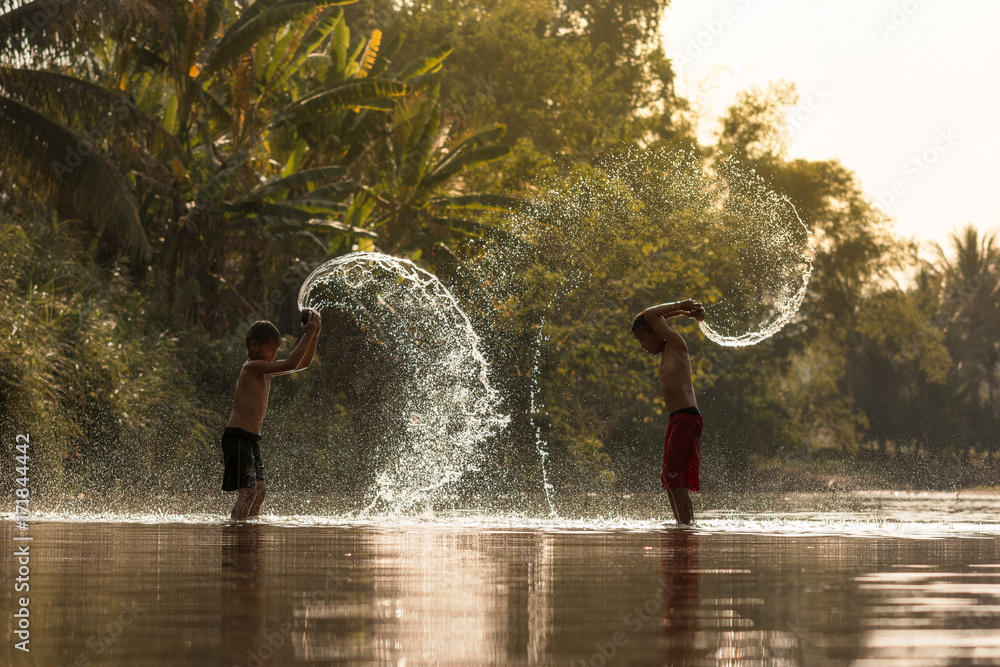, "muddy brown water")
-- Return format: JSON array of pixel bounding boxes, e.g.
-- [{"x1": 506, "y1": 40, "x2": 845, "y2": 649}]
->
[{"x1": 4, "y1": 493, "x2": 1000, "y2": 665}]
